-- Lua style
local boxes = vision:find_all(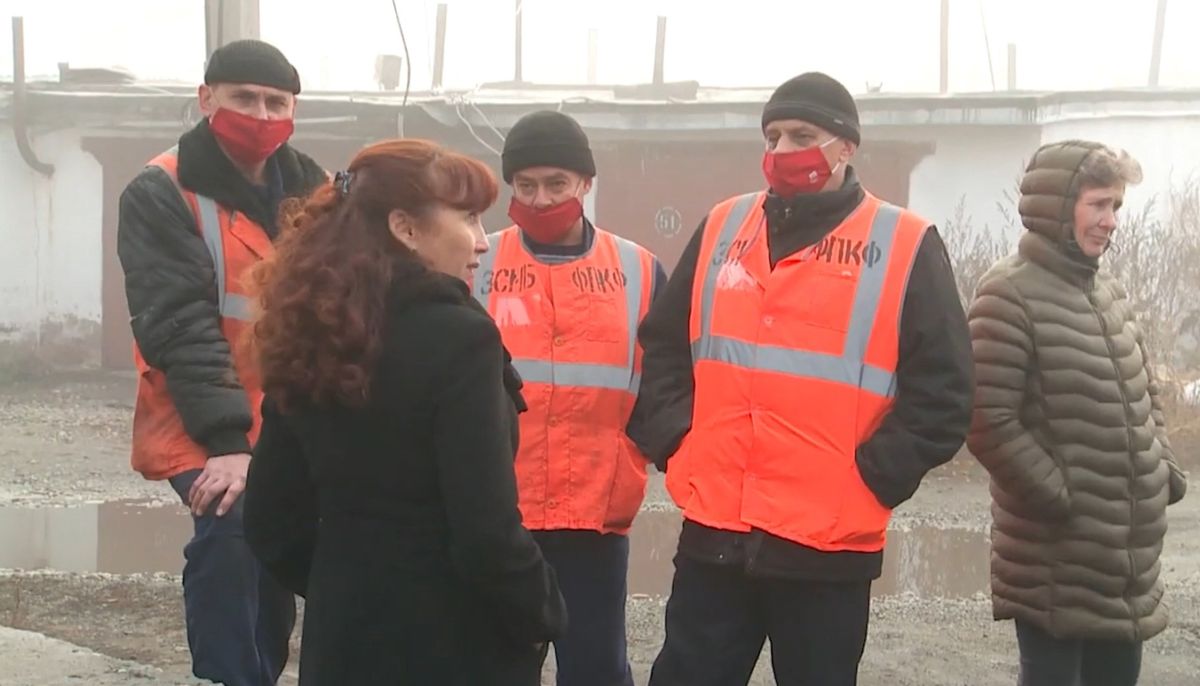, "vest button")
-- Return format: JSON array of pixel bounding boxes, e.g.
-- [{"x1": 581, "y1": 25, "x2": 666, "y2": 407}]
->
[
  {"x1": 763, "y1": 316, "x2": 774, "y2": 327},
  {"x1": 547, "y1": 499, "x2": 558, "y2": 509},
  {"x1": 553, "y1": 336, "x2": 566, "y2": 346}
]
